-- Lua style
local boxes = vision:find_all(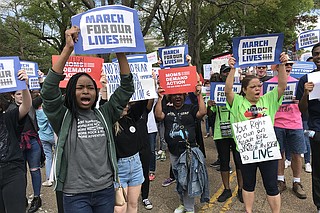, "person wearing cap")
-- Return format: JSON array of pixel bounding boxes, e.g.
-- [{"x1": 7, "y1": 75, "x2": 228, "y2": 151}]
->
[
  {"x1": 255, "y1": 65, "x2": 272, "y2": 82},
  {"x1": 209, "y1": 64, "x2": 244, "y2": 203},
  {"x1": 268, "y1": 61, "x2": 307, "y2": 199},
  {"x1": 296, "y1": 42, "x2": 320, "y2": 212}
]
